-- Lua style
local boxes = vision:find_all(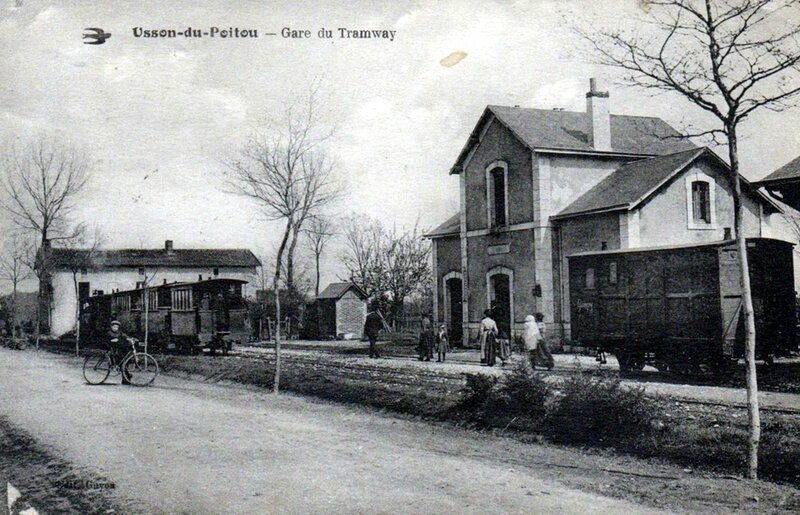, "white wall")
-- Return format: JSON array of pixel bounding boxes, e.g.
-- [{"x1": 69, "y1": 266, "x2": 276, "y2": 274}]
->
[{"x1": 50, "y1": 266, "x2": 258, "y2": 336}]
